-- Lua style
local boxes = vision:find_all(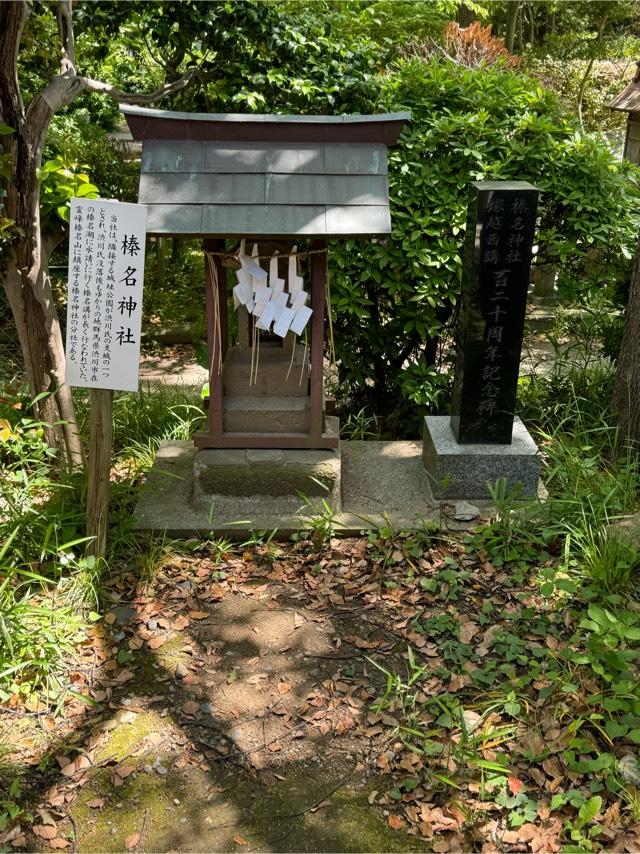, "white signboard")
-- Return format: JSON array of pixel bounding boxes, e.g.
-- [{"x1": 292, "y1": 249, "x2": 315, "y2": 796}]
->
[{"x1": 65, "y1": 198, "x2": 147, "y2": 392}]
